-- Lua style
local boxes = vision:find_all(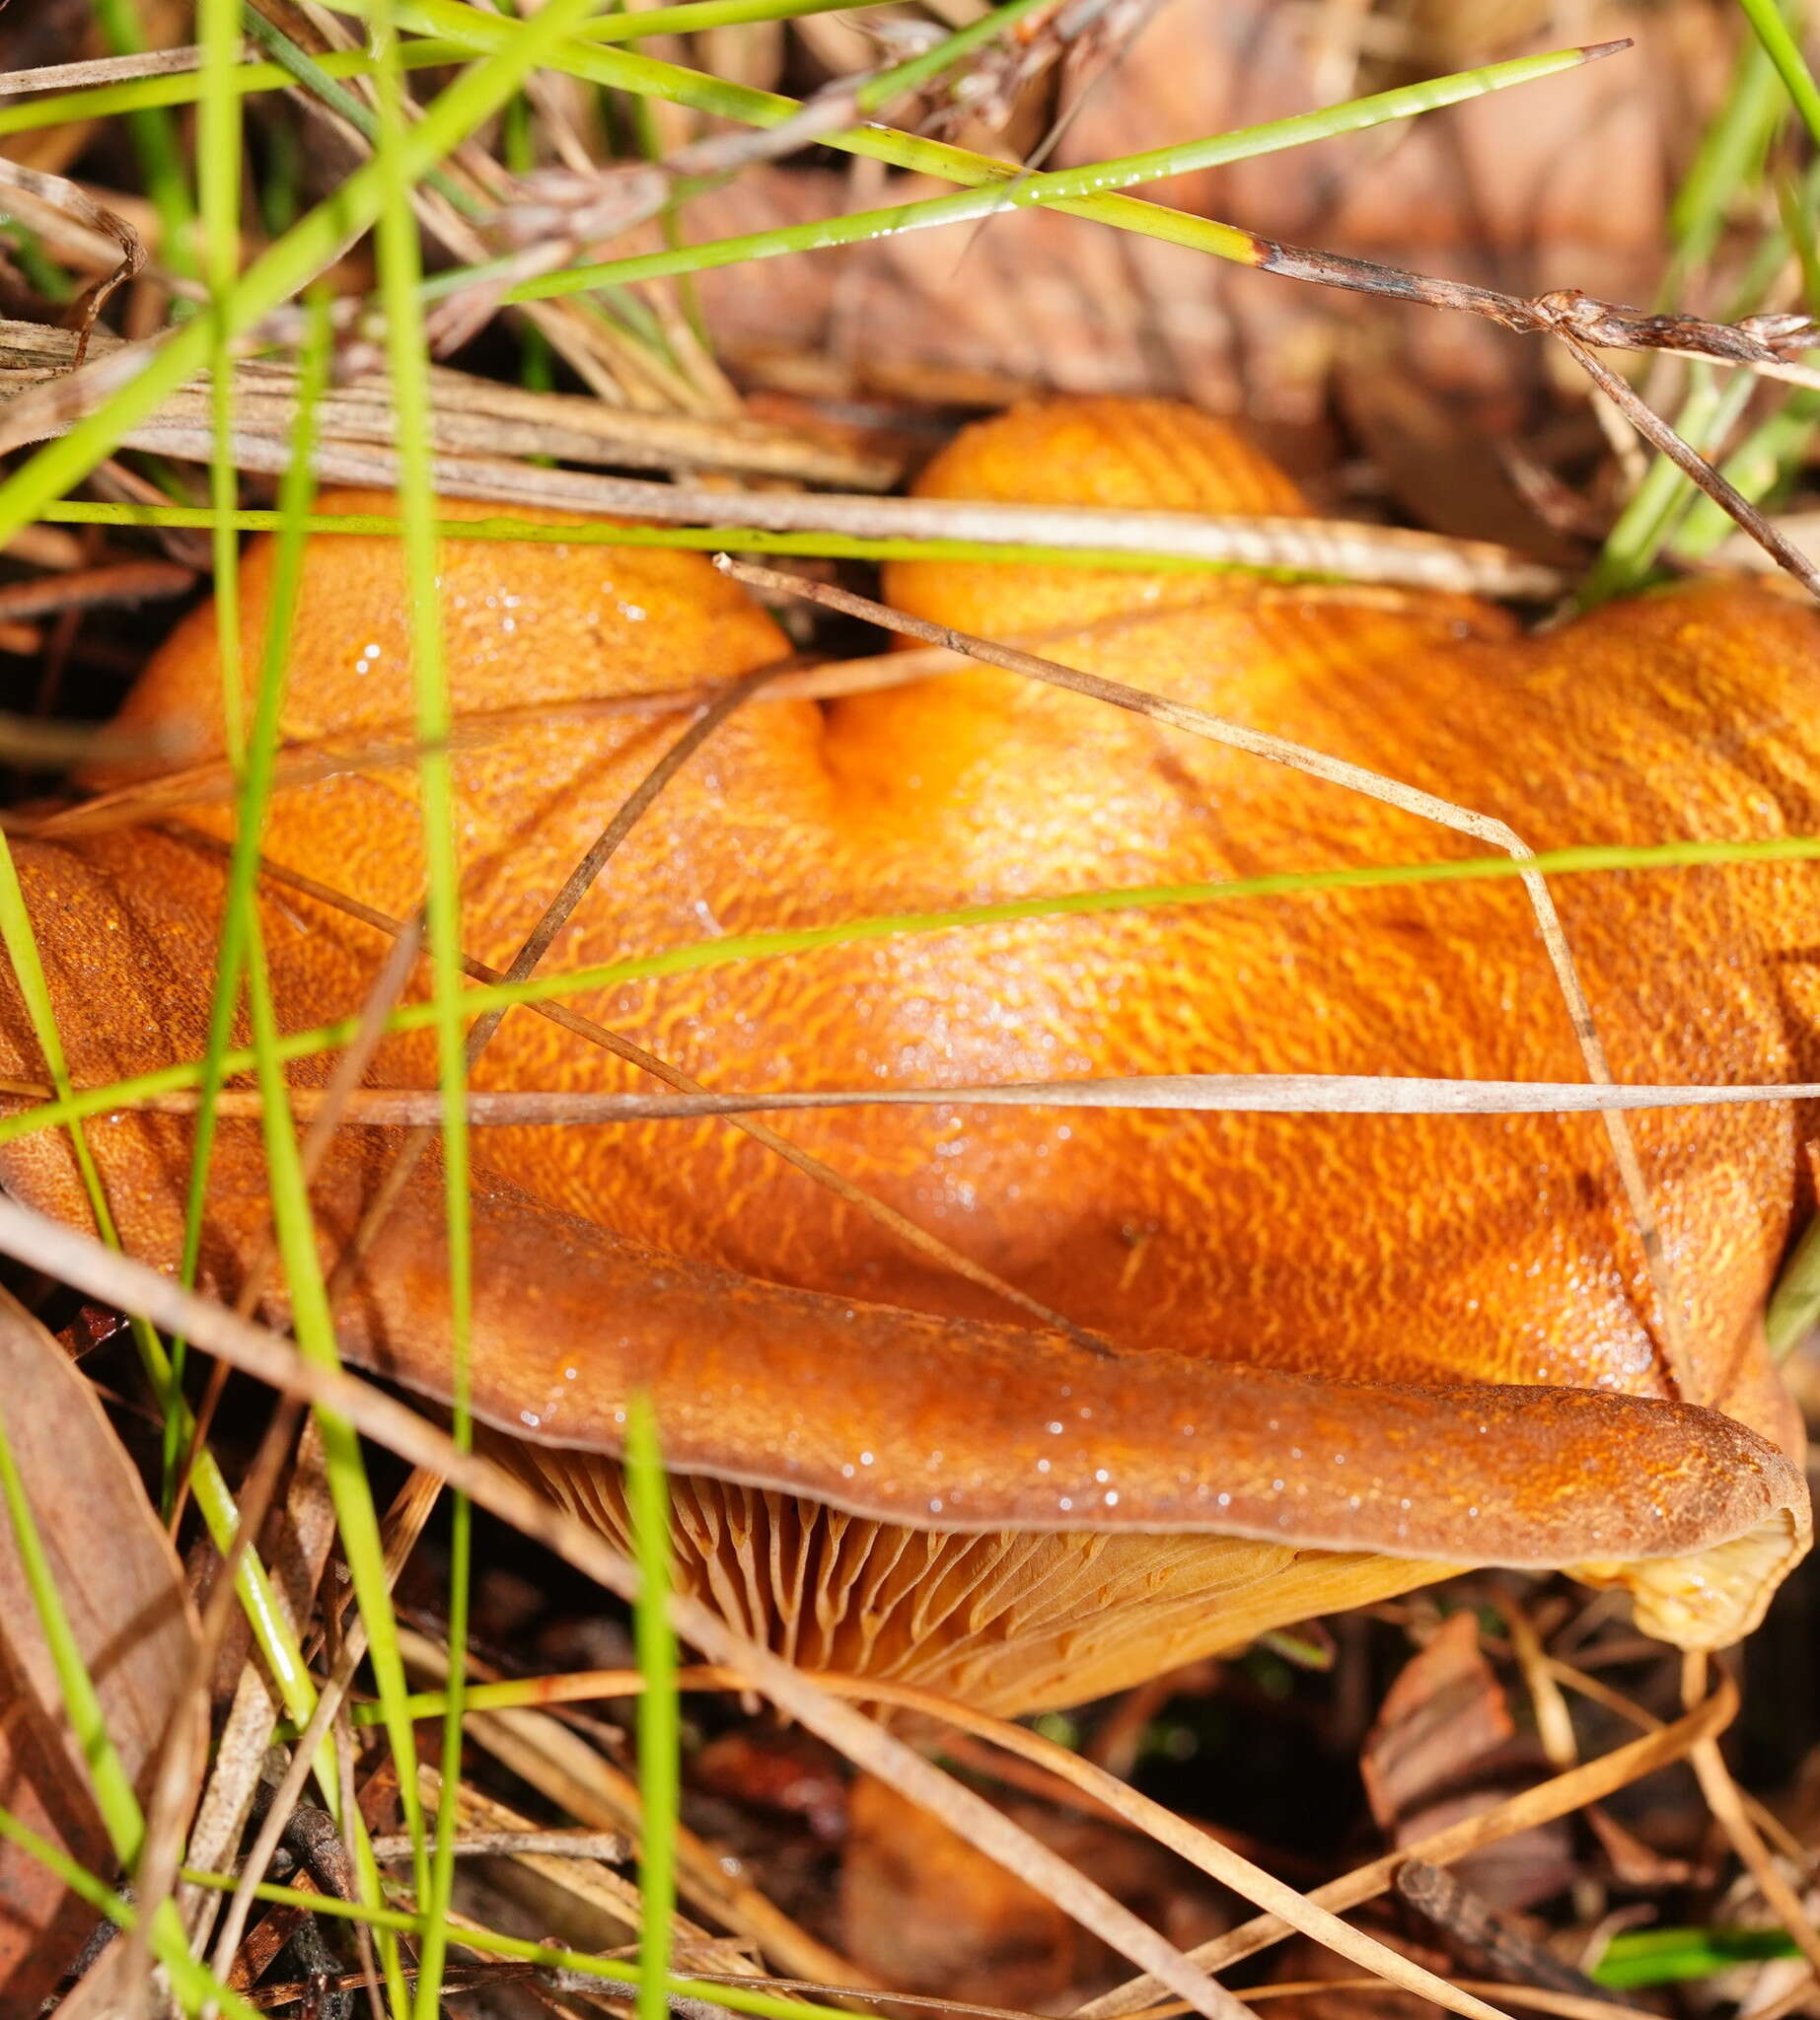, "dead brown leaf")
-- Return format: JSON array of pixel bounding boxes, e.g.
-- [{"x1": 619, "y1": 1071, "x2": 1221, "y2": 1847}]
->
[
  {"x1": 692, "y1": 0, "x2": 1728, "y2": 429},
  {"x1": 0, "y1": 1284, "x2": 202, "y2": 2011},
  {"x1": 1361, "y1": 1612, "x2": 1572, "y2": 1912}
]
